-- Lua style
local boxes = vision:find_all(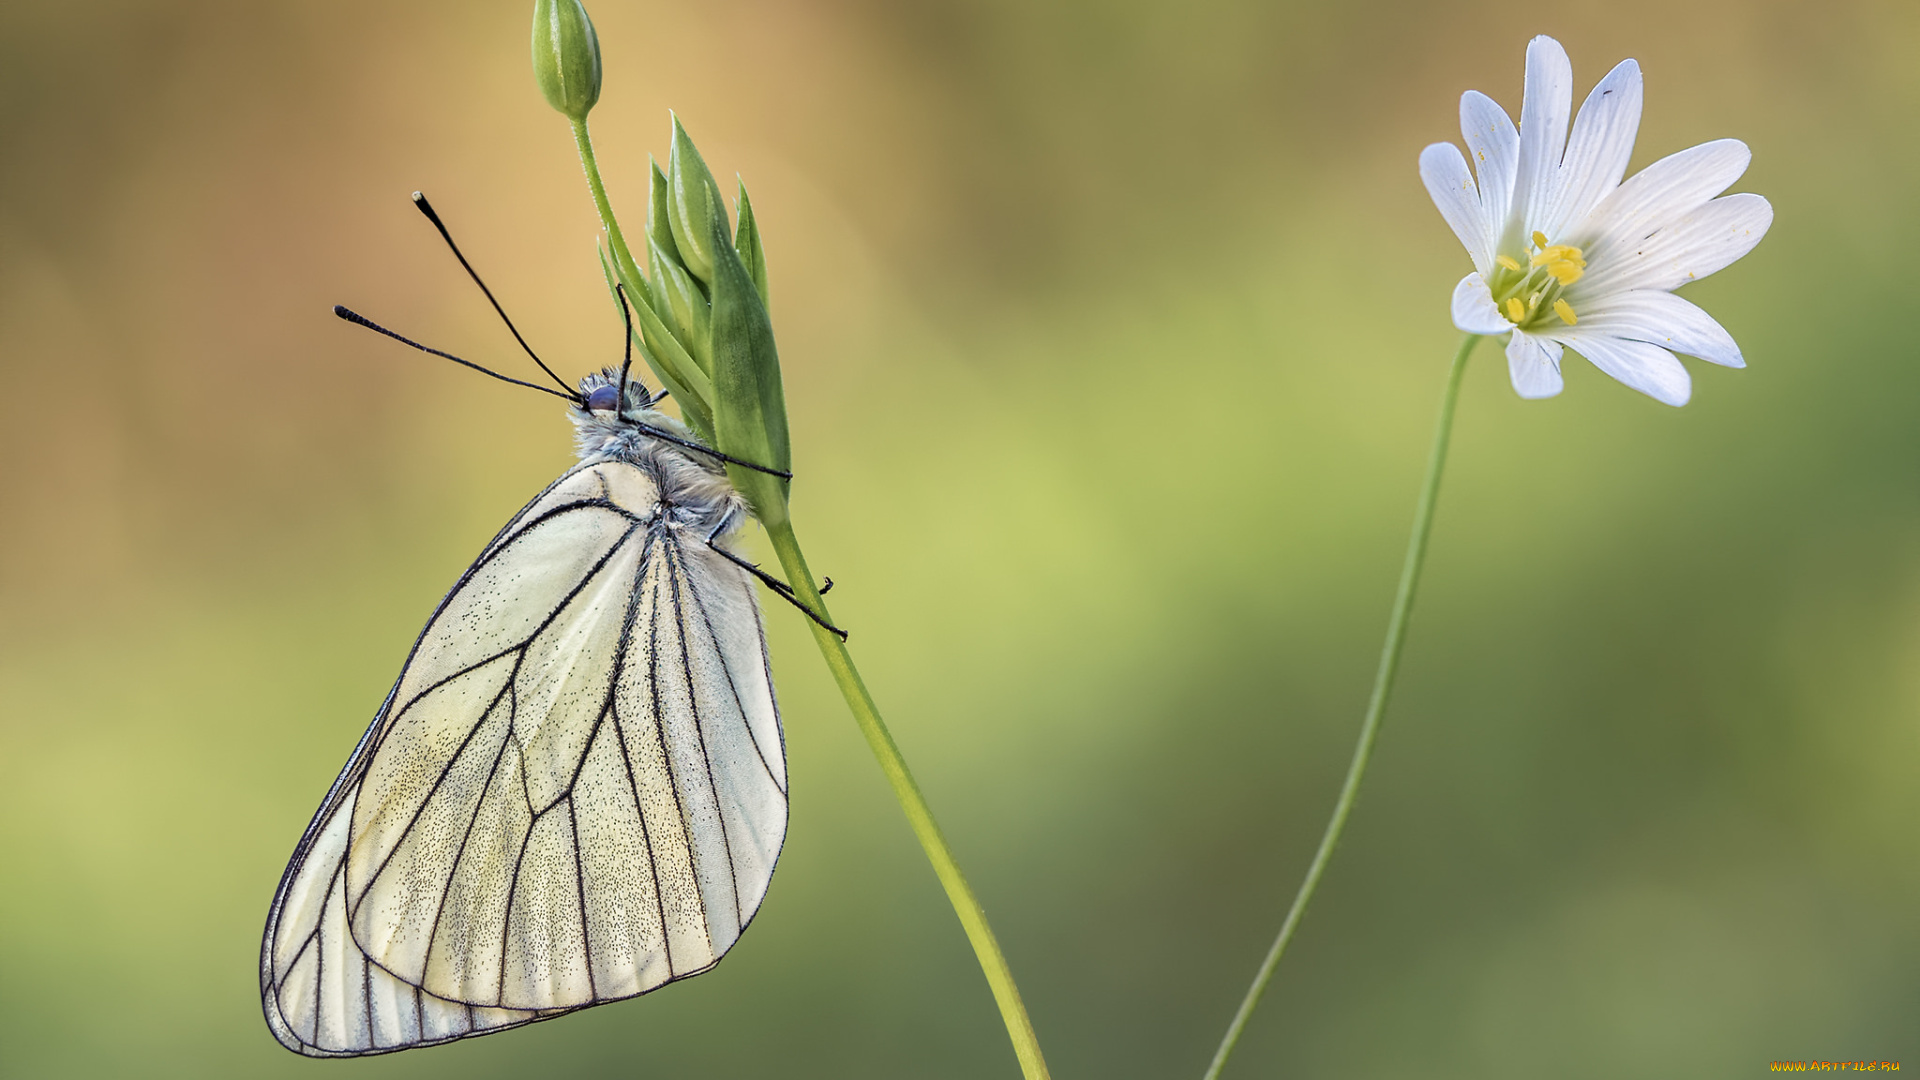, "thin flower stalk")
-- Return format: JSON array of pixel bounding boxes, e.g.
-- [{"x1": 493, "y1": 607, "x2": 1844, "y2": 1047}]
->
[
  {"x1": 1202, "y1": 333, "x2": 1477, "y2": 1080},
  {"x1": 1206, "y1": 34, "x2": 1771, "y2": 1078}
]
